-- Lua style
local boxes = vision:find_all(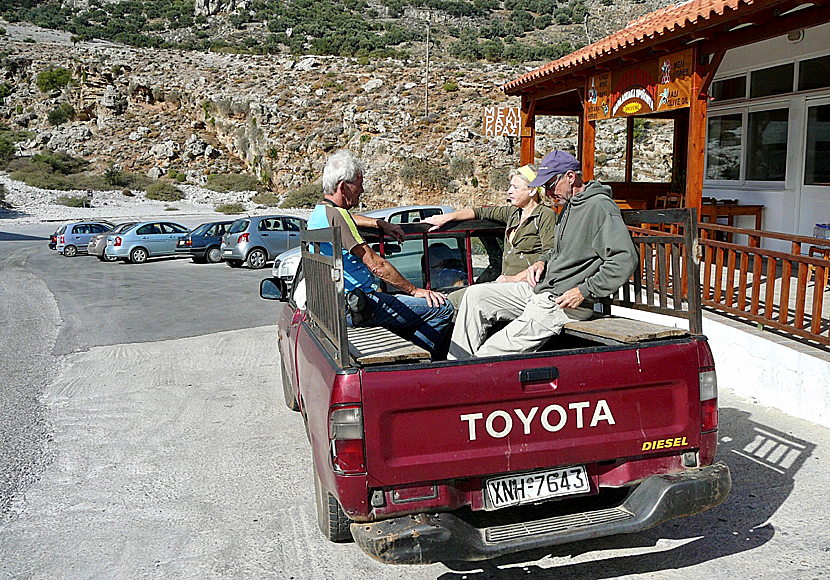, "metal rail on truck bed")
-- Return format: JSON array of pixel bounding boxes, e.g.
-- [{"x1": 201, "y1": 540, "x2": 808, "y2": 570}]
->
[
  {"x1": 301, "y1": 227, "x2": 430, "y2": 367},
  {"x1": 301, "y1": 209, "x2": 703, "y2": 365}
]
